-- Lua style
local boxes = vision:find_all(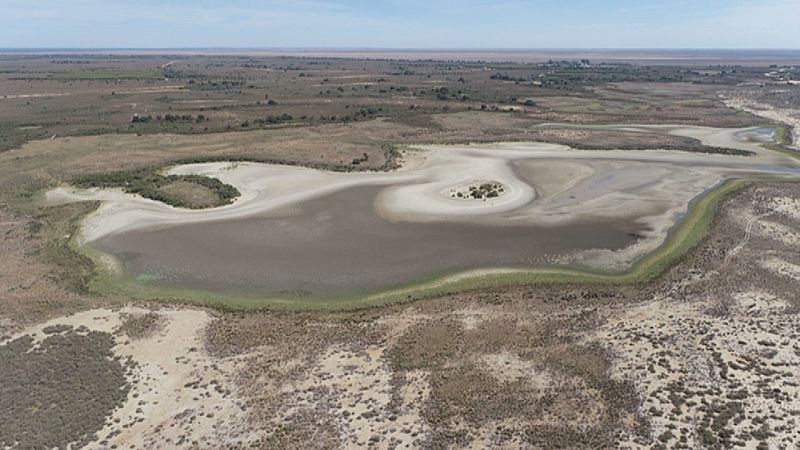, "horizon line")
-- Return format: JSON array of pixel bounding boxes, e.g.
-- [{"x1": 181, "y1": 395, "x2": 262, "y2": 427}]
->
[{"x1": 2, "y1": 47, "x2": 800, "y2": 52}]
